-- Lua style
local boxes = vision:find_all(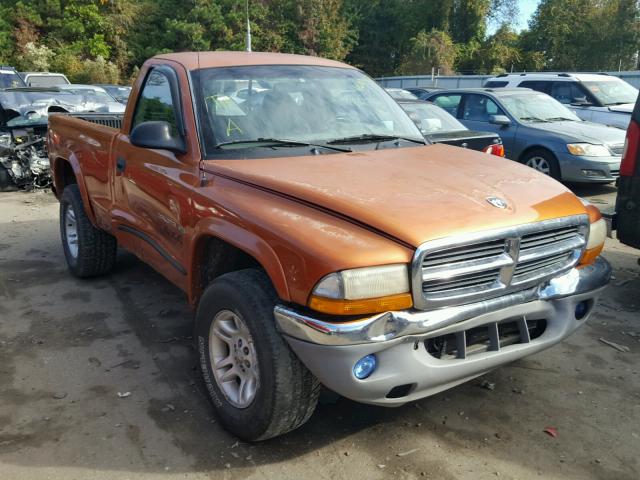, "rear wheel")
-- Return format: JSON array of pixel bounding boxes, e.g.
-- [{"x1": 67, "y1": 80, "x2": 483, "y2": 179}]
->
[
  {"x1": 521, "y1": 149, "x2": 561, "y2": 180},
  {"x1": 60, "y1": 184, "x2": 117, "y2": 277},
  {"x1": 196, "y1": 268, "x2": 319, "y2": 441},
  {"x1": 0, "y1": 165, "x2": 16, "y2": 191}
]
